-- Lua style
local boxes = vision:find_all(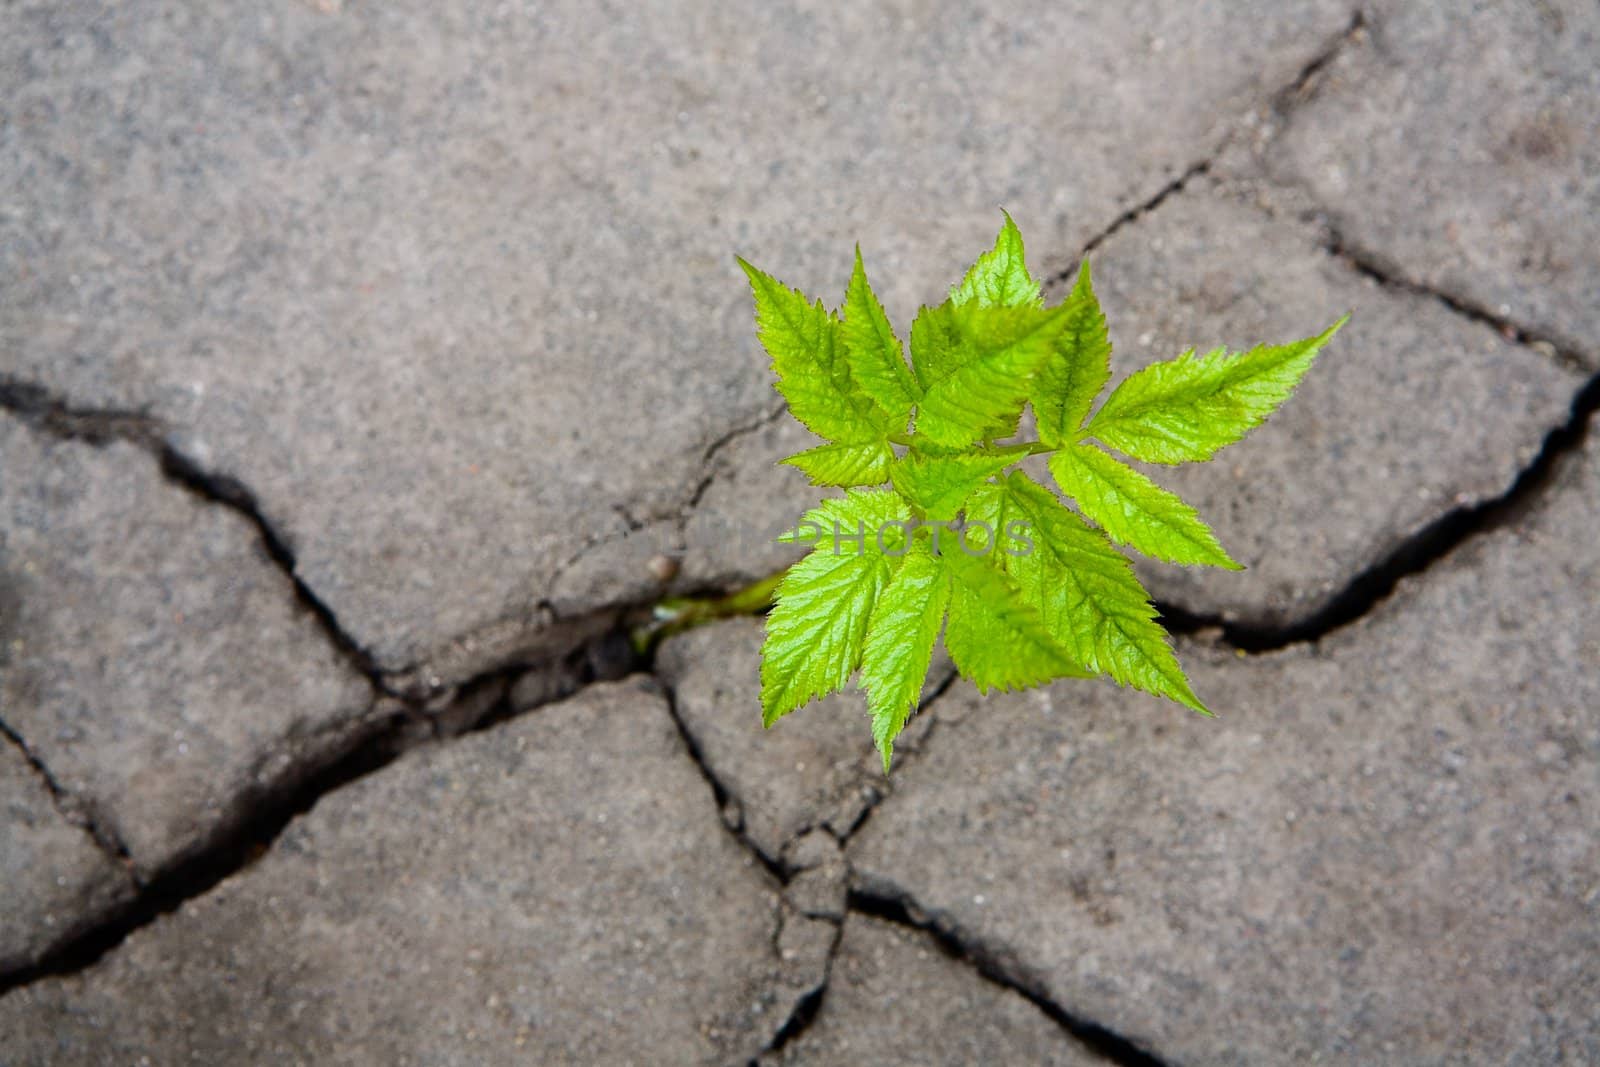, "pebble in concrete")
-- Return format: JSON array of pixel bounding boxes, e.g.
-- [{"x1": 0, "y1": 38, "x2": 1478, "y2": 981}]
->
[
  {"x1": 0, "y1": 679, "x2": 824, "y2": 1065},
  {"x1": 848, "y1": 436, "x2": 1600, "y2": 1063}
]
